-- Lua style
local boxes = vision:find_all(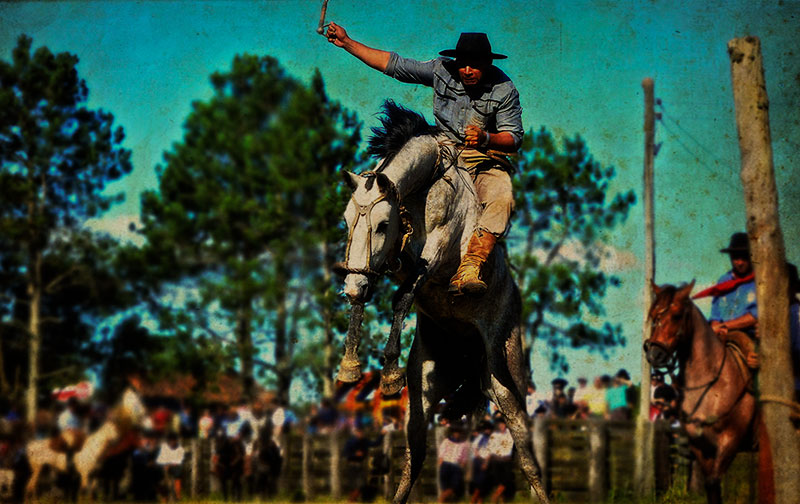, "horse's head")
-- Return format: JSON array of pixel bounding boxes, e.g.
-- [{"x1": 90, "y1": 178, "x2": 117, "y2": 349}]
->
[
  {"x1": 334, "y1": 170, "x2": 406, "y2": 302},
  {"x1": 644, "y1": 280, "x2": 695, "y2": 371},
  {"x1": 119, "y1": 387, "x2": 147, "y2": 426}
]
